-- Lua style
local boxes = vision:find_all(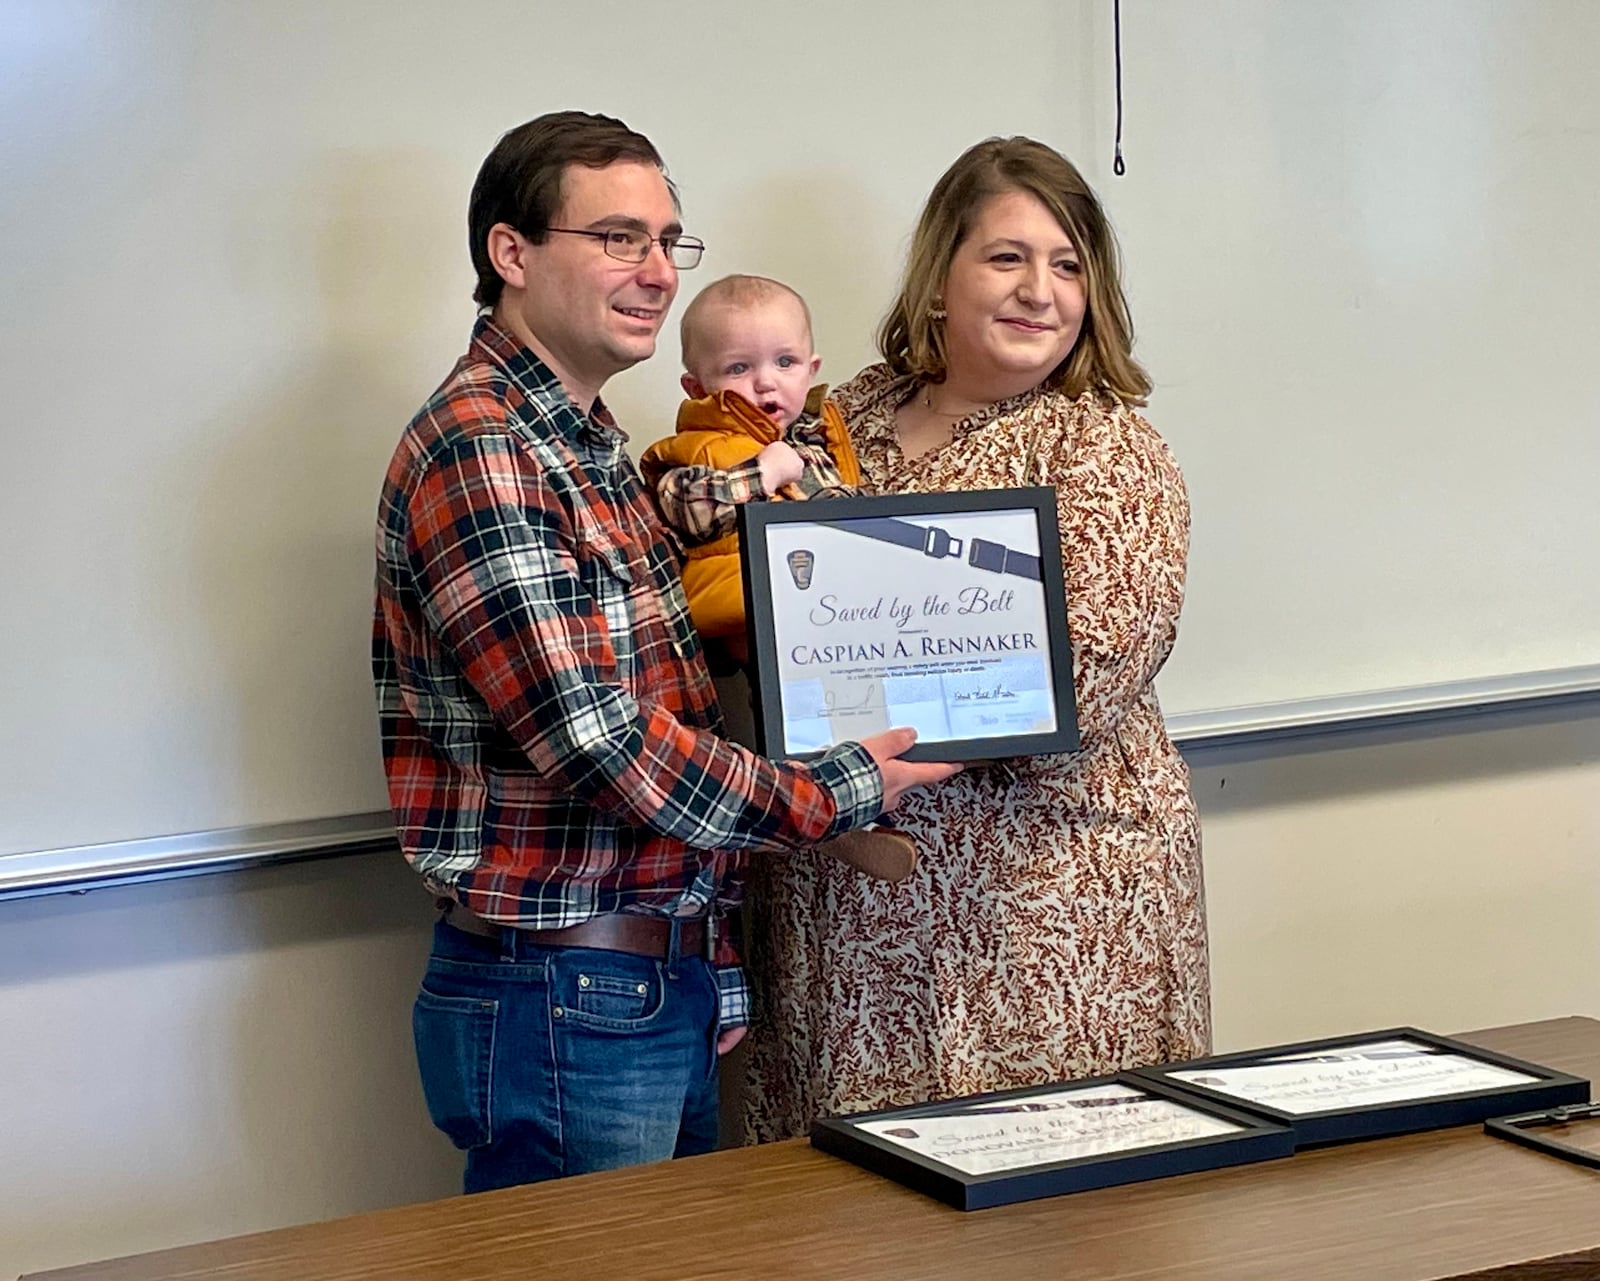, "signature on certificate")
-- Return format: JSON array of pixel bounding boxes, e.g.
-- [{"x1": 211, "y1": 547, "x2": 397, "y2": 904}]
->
[
  {"x1": 953, "y1": 683, "x2": 1016, "y2": 703},
  {"x1": 823, "y1": 681, "x2": 884, "y2": 716}
]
